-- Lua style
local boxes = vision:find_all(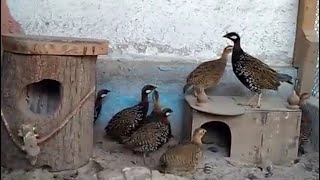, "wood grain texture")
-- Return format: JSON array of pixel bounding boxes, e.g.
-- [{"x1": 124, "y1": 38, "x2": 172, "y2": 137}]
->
[
  {"x1": 294, "y1": 30, "x2": 319, "y2": 95},
  {"x1": 1, "y1": 51, "x2": 96, "y2": 171},
  {"x1": 2, "y1": 34, "x2": 109, "y2": 55}
]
